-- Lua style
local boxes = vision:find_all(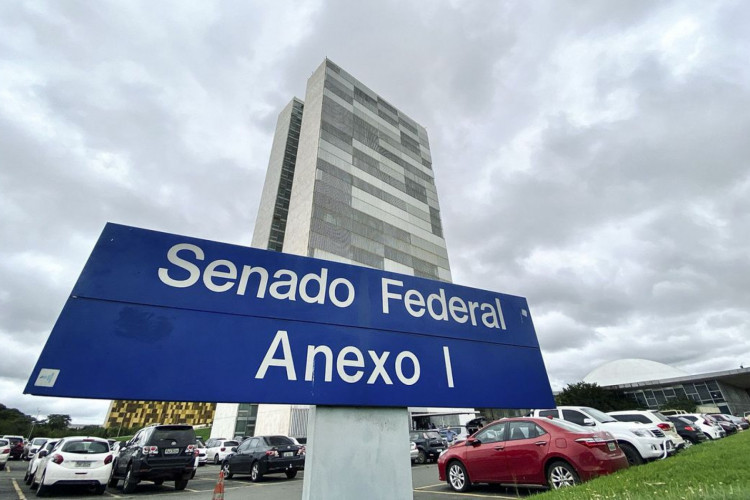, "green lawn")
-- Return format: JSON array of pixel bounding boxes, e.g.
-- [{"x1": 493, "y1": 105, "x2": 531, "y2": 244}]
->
[{"x1": 536, "y1": 431, "x2": 750, "y2": 500}]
